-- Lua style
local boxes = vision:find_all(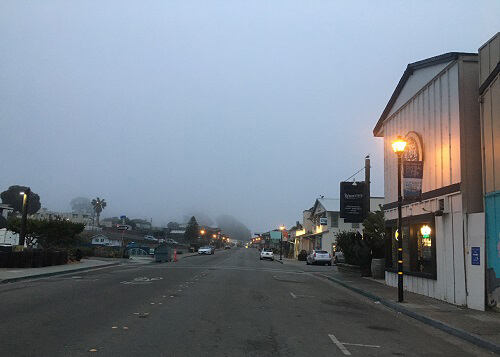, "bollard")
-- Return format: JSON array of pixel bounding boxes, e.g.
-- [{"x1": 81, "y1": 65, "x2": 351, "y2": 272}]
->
[{"x1": 174, "y1": 248, "x2": 177, "y2": 262}]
